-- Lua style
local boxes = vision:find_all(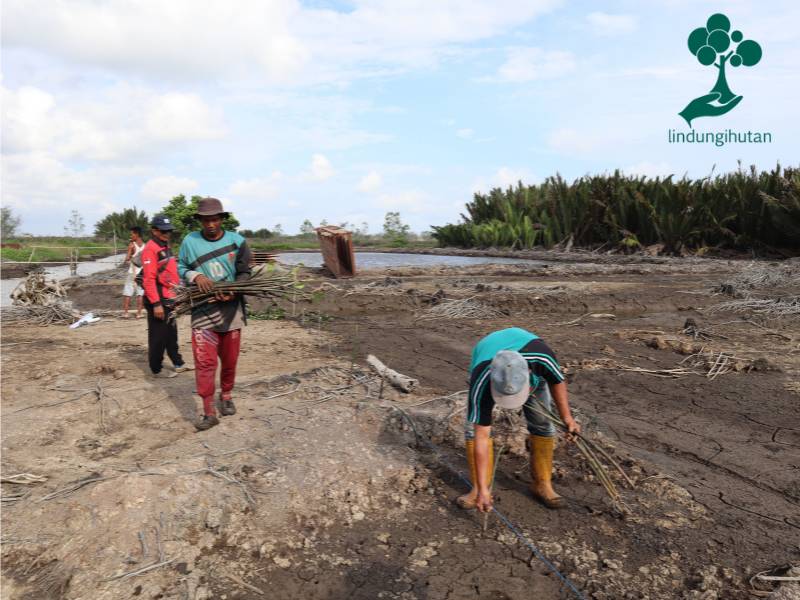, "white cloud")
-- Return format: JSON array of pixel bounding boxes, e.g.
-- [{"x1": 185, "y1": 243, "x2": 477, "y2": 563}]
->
[
  {"x1": 309, "y1": 154, "x2": 335, "y2": 181},
  {"x1": 357, "y1": 171, "x2": 383, "y2": 193},
  {"x1": 490, "y1": 47, "x2": 576, "y2": 83},
  {"x1": 1, "y1": 84, "x2": 226, "y2": 162},
  {"x1": 471, "y1": 167, "x2": 535, "y2": 193},
  {"x1": 376, "y1": 190, "x2": 428, "y2": 213},
  {"x1": 1, "y1": 0, "x2": 309, "y2": 83},
  {"x1": 227, "y1": 173, "x2": 282, "y2": 201},
  {"x1": 141, "y1": 176, "x2": 199, "y2": 200},
  {"x1": 494, "y1": 167, "x2": 534, "y2": 188},
  {"x1": 586, "y1": 12, "x2": 638, "y2": 36},
  {"x1": 546, "y1": 127, "x2": 599, "y2": 155},
  {"x1": 0, "y1": 152, "x2": 153, "y2": 233},
  {"x1": 456, "y1": 128, "x2": 475, "y2": 139},
  {"x1": 144, "y1": 93, "x2": 226, "y2": 142},
  {"x1": 1, "y1": 0, "x2": 561, "y2": 85}
]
